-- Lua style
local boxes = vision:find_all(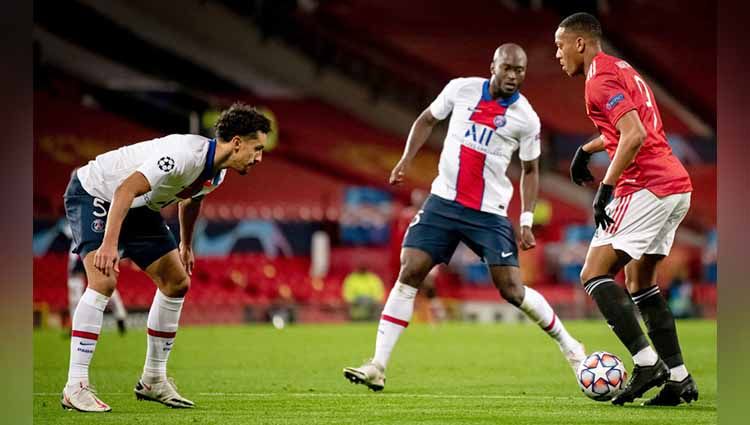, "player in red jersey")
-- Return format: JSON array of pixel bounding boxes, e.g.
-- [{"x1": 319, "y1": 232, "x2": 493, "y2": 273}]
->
[{"x1": 555, "y1": 12, "x2": 698, "y2": 406}]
